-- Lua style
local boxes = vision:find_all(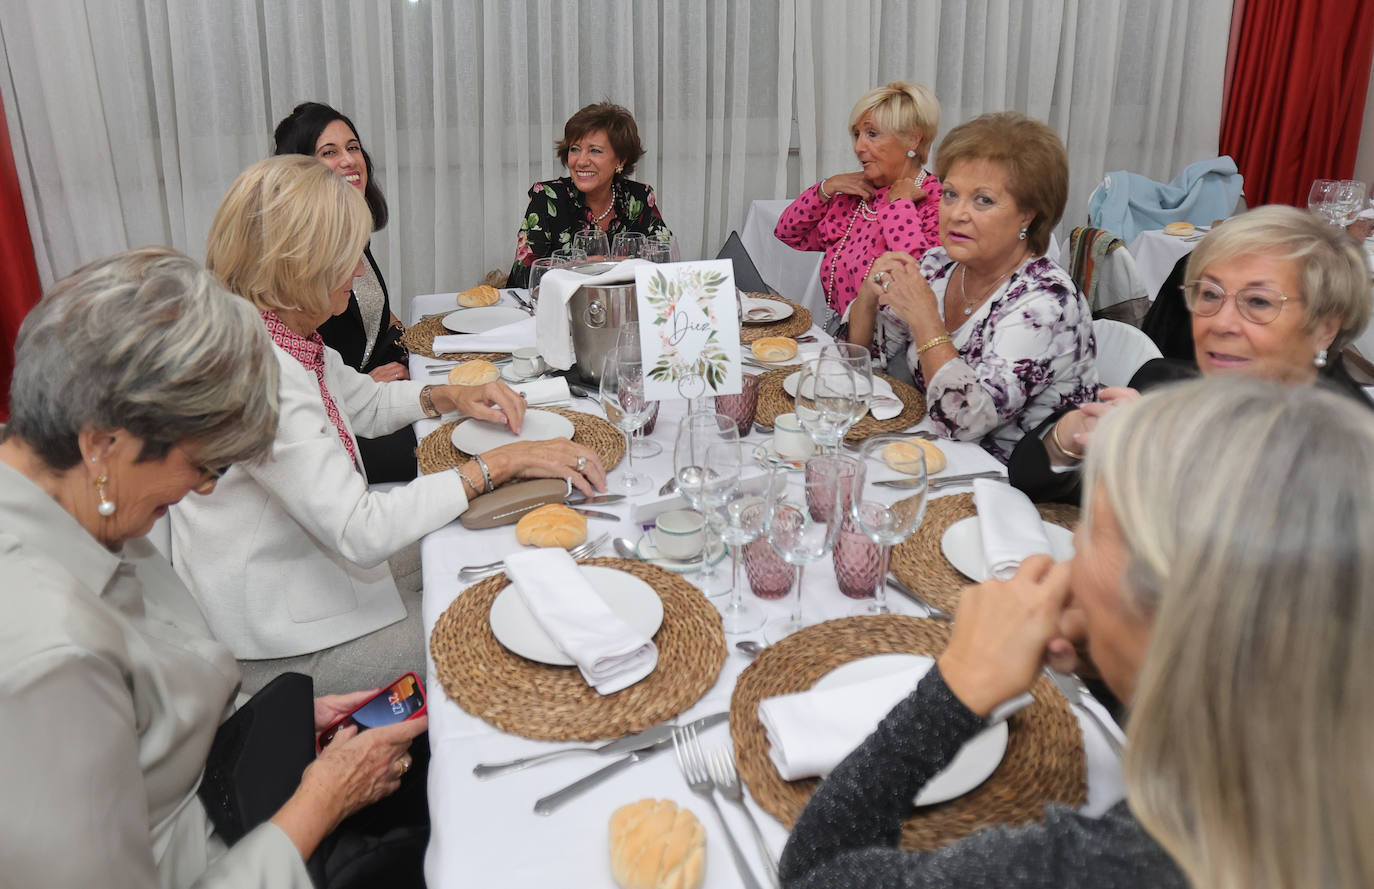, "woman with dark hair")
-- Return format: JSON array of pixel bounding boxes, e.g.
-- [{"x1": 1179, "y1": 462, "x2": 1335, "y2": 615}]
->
[
  {"x1": 274, "y1": 101, "x2": 416, "y2": 483},
  {"x1": 508, "y1": 101, "x2": 672, "y2": 287}
]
